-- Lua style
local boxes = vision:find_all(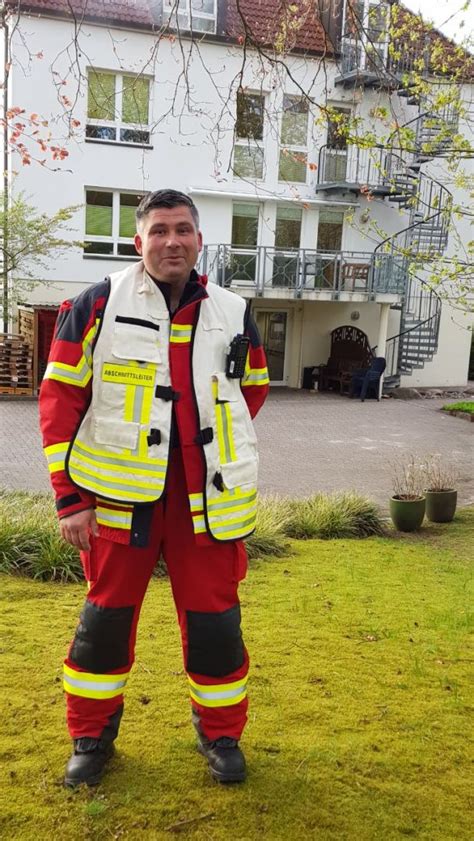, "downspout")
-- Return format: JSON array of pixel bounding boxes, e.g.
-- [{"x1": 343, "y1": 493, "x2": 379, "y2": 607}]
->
[{"x1": 2, "y1": 6, "x2": 10, "y2": 333}]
